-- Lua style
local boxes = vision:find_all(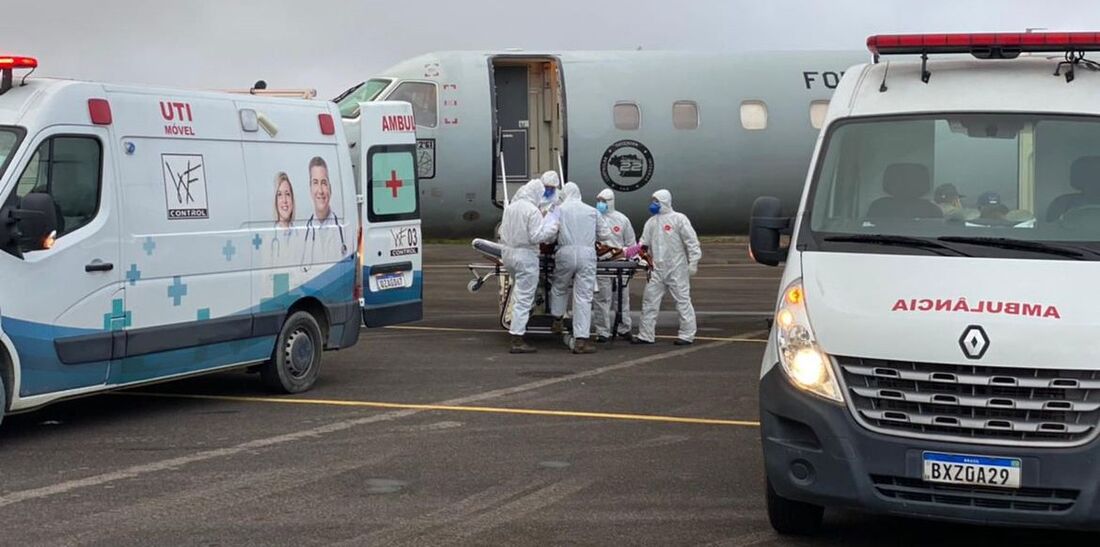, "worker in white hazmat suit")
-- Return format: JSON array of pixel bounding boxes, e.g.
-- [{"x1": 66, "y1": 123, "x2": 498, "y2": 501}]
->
[
  {"x1": 592, "y1": 188, "x2": 637, "y2": 341},
  {"x1": 500, "y1": 179, "x2": 561, "y2": 353},
  {"x1": 549, "y1": 182, "x2": 610, "y2": 354},
  {"x1": 538, "y1": 171, "x2": 562, "y2": 214},
  {"x1": 625, "y1": 189, "x2": 702, "y2": 345}
]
